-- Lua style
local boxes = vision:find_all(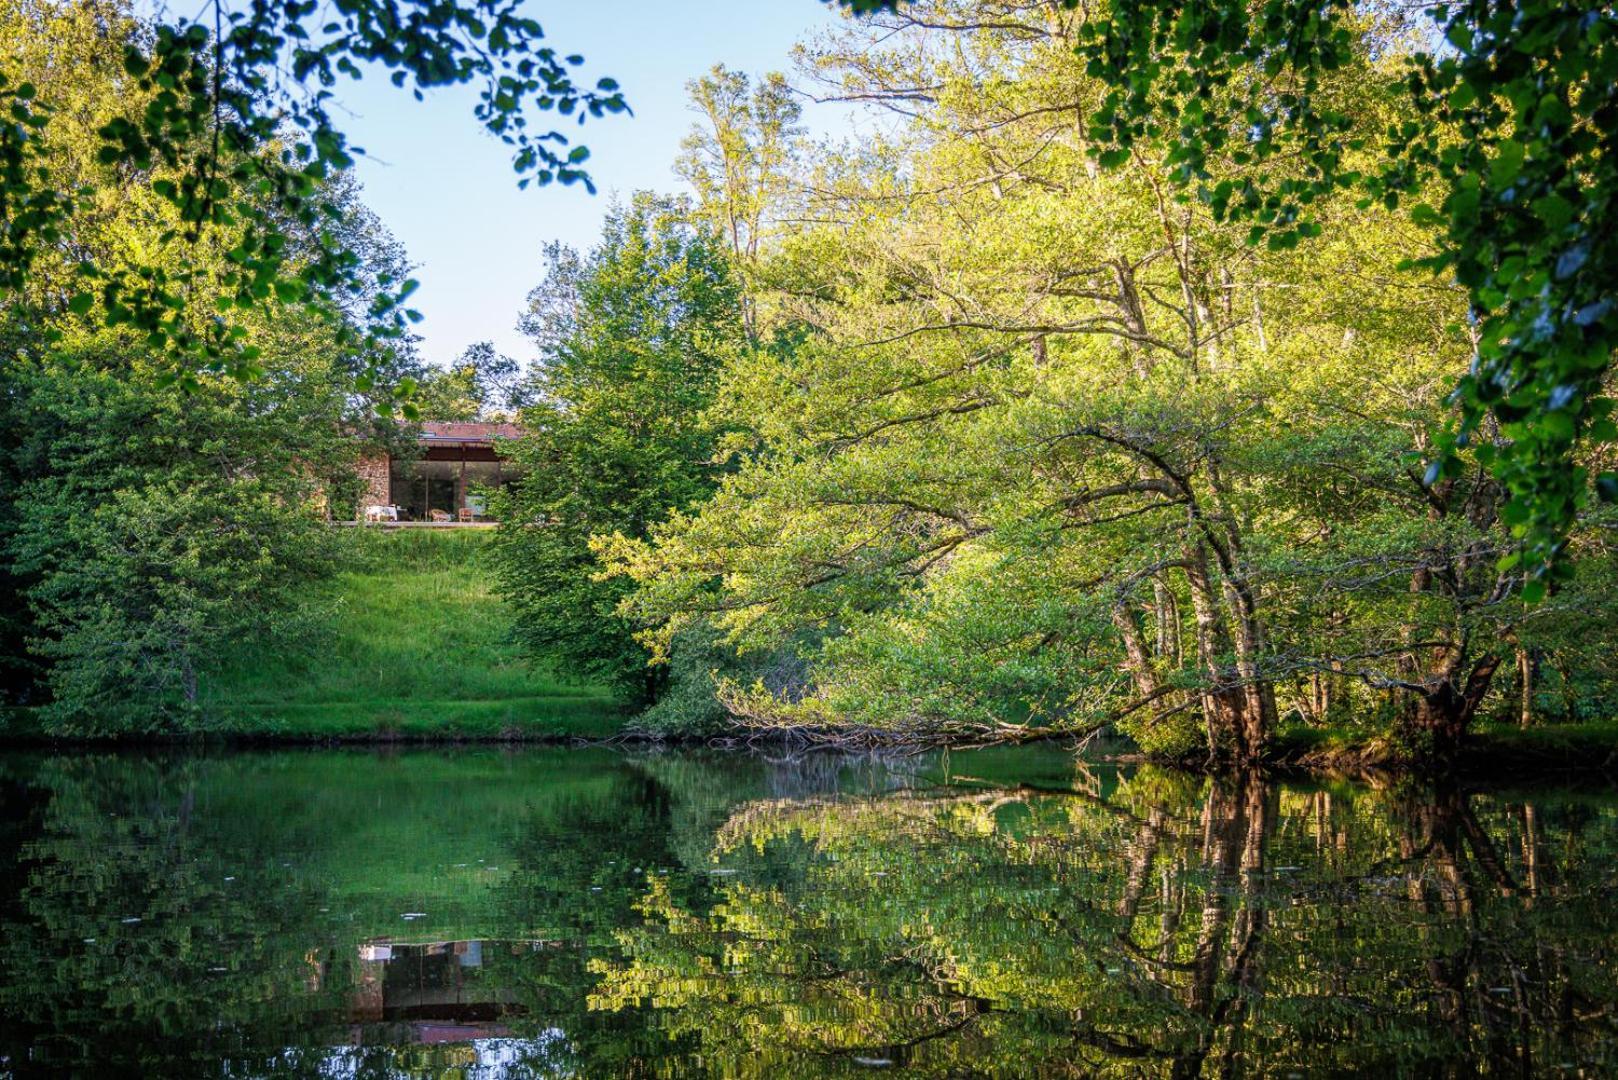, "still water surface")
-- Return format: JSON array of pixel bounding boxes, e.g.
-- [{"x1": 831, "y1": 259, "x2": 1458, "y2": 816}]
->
[{"x1": 0, "y1": 747, "x2": 1615, "y2": 1077}]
